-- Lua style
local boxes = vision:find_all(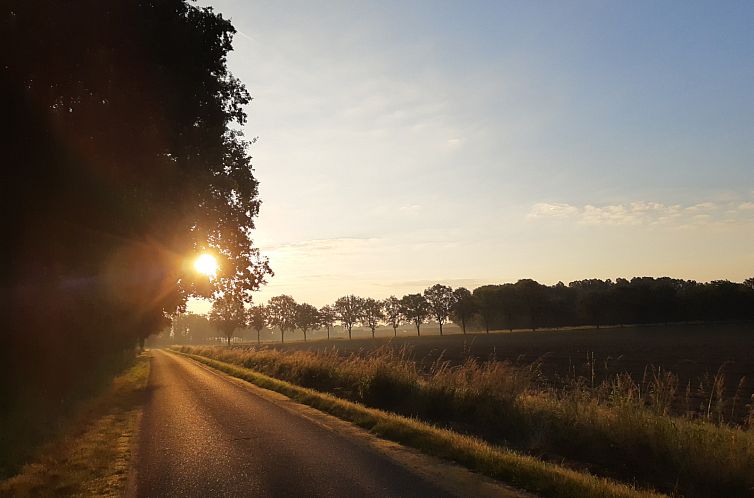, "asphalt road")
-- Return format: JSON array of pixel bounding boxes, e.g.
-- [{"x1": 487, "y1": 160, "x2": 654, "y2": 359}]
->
[{"x1": 132, "y1": 350, "x2": 483, "y2": 498}]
